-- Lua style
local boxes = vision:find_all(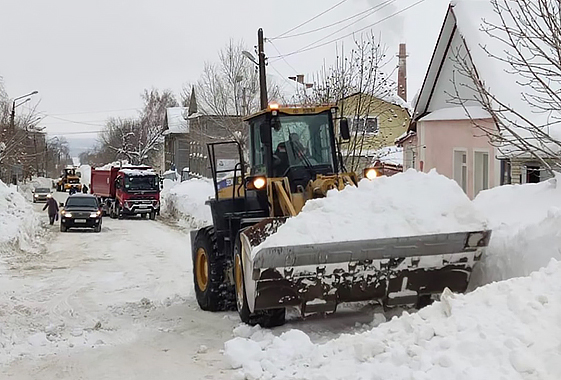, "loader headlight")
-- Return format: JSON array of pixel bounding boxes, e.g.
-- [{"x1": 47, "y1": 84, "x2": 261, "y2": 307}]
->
[
  {"x1": 363, "y1": 168, "x2": 379, "y2": 180},
  {"x1": 252, "y1": 177, "x2": 266, "y2": 190}
]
